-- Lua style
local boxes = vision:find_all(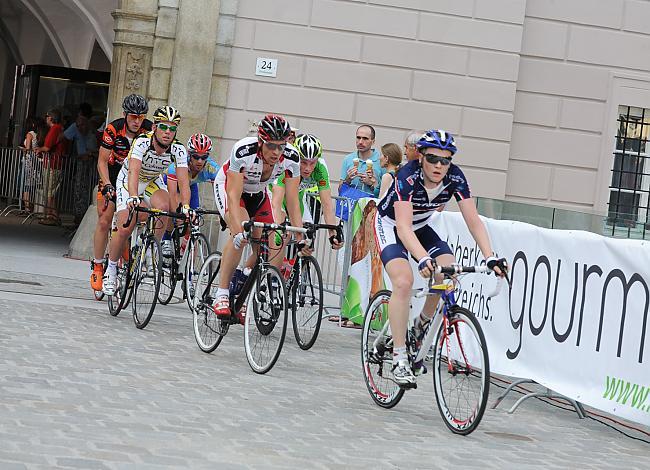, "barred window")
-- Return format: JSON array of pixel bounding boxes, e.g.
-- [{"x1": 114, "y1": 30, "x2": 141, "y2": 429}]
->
[{"x1": 606, "y1": 105, "x2": 650, "y2": 237}]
